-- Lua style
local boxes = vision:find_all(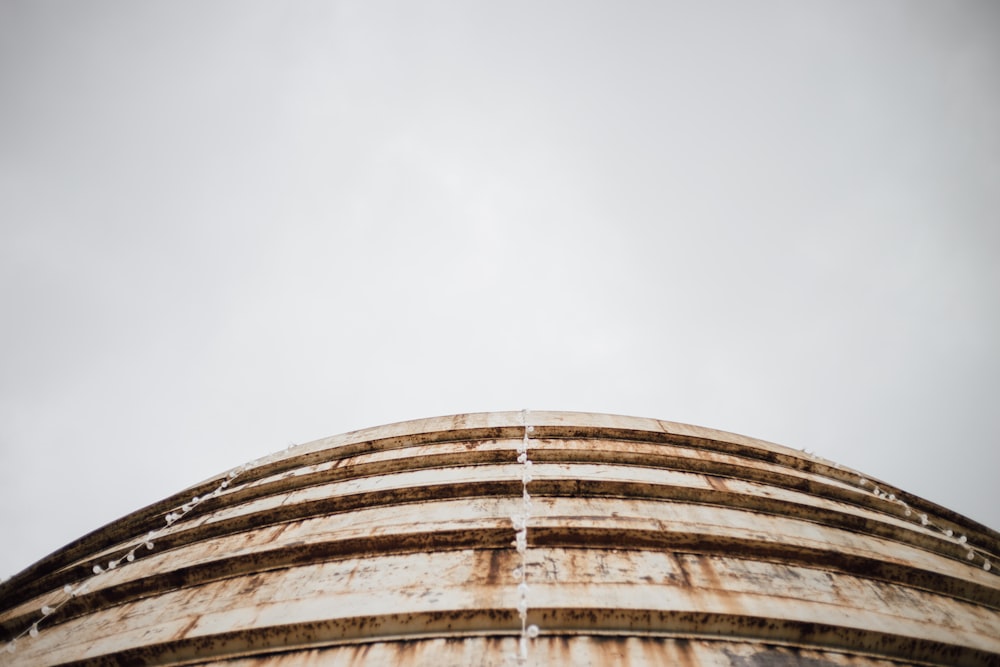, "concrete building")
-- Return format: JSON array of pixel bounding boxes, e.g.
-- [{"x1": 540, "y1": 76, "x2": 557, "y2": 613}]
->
[{"x1": 1, "y1": 411, "x2": 998, "y2": 665}]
